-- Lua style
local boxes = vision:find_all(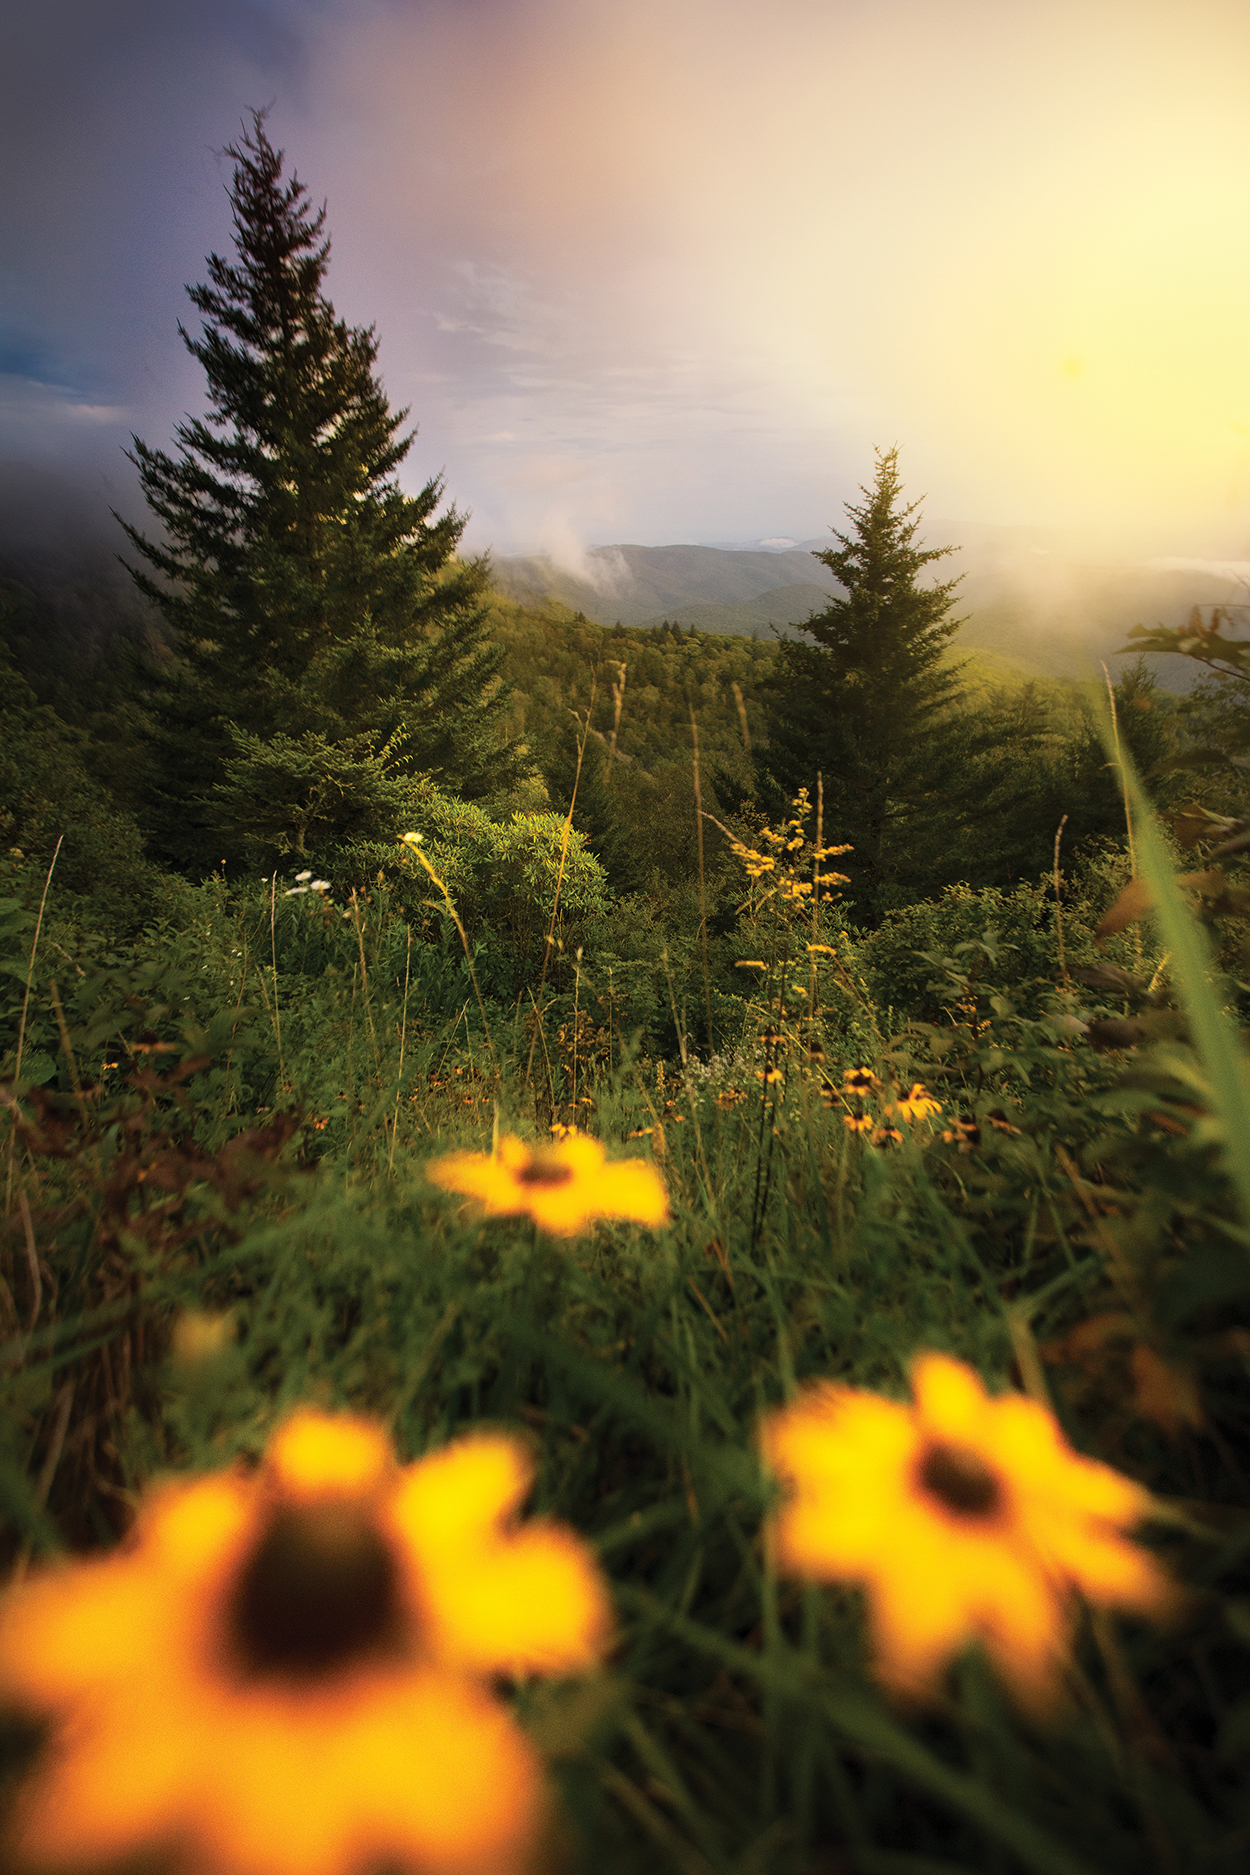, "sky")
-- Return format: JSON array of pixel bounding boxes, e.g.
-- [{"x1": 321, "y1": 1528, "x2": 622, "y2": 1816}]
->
[{"x1": 4, "y1": 0, "x2": 1250, "y2": 573}]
